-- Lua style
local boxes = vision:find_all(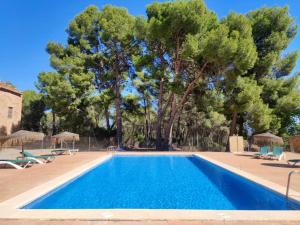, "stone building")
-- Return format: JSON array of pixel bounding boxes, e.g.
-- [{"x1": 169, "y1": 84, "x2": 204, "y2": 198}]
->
[
  {"x1": 289, "y1": 136, "x2": 300, "y2": 153},
  {"x1": 0, "y1": 82, "x2": 22, "y2": 135}
]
